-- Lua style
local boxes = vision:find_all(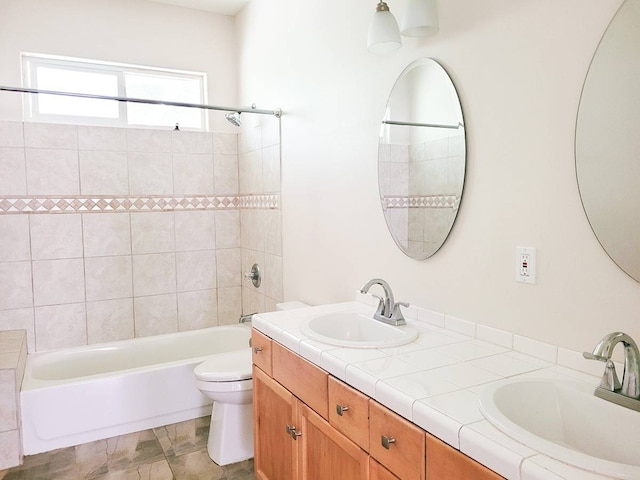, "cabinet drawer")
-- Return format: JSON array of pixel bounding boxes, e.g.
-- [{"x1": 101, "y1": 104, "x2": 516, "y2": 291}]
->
[
  {"x1": 328, "y1": 376, "x2": 369, "y2": 451},
  {"x1": 369, "y1": 400, "x2": 425, "y2": 480},
  {"x1": 426, "y1": 434, "x2": 504, "y2": 480},
  {"x1": 251, "y1": 329, "x2": 273, "y2": 375},
  {"x1": 272, "y1": 342, "x2": 329, "y2": 419}
]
